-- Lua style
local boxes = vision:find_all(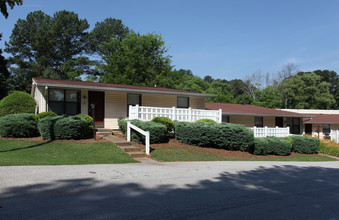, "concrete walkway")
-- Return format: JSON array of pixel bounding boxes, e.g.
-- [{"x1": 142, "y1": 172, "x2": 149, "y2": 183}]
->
[
  {"x1": 98, "y1": 130, "x2": 148, "y2": 159},
  {"x1": 1, "y1": 161, "x2": 339, "y2": 219}
]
